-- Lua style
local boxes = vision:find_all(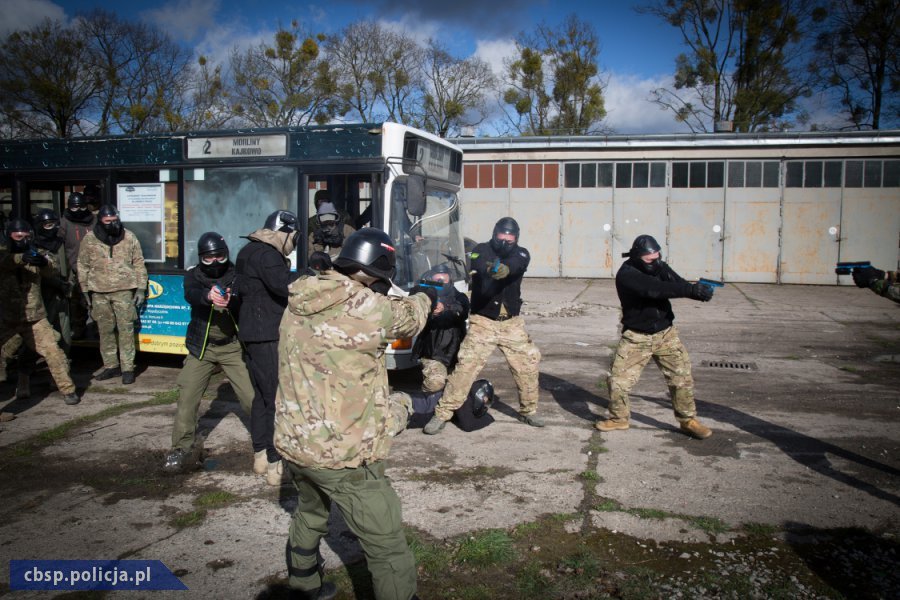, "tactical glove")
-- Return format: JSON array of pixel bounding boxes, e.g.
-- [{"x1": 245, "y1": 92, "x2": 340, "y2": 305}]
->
[
  {"x1": 490, "y1": 262, "x2": 510, "y2": 280},
  {"x1": 413, "y1": 285, "x2": 439, "y2": 311},
  {"x1": 689, "y1": 283, "x2": 713, "y2": 302},
  {"x1": 133, "y1": 289, "x2": 146, "y2": 308},
  {"x1": 852, "y1": 266, "x2": 884, "y2": 288},
  {"x1": 22, "y1": 251, "x2": 47, "y2": 267}
]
